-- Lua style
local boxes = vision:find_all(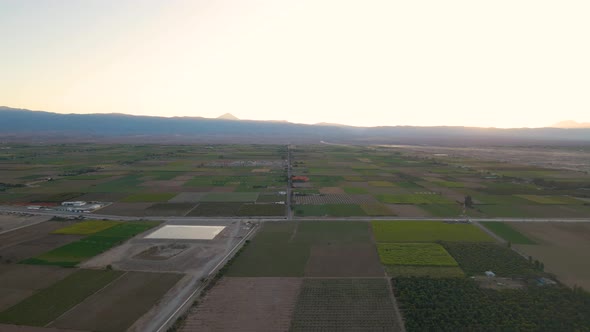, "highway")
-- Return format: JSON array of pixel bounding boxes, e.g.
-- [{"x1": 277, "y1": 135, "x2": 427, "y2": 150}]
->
[{"x1": 1, "y1": 205, "x2": 589, "y2": 223}]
